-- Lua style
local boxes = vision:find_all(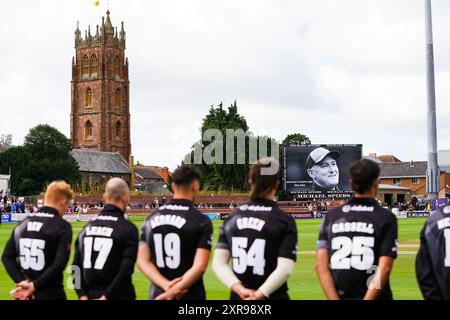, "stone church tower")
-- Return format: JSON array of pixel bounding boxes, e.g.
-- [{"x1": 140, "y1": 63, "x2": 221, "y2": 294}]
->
[{"x1": 71, "y1": 10, "x2": 131, "y2": 161}]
